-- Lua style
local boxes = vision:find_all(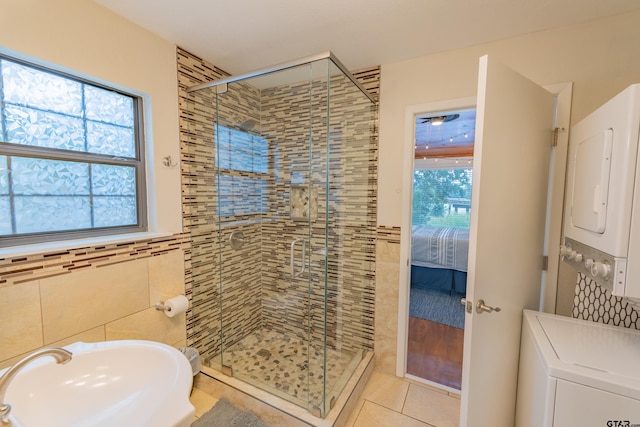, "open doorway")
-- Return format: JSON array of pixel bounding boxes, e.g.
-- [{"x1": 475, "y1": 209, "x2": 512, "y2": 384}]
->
[{"x1": 406, "y1": 108, "x2": 475, "y2": 390}]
